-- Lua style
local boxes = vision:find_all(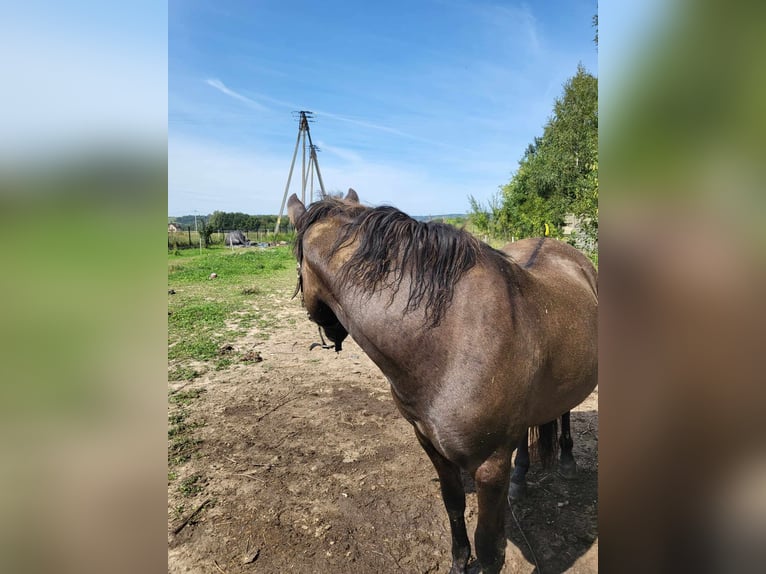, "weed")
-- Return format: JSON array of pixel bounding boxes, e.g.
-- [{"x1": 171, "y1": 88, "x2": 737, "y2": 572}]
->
[
  {"x1": 168, "y1": 337, "x2": 220, "y2": 361},
  {"x1": 169, "y1": 435, "x2": 202, "y2": 466},
  {"x1": 168, "y1": 365, "x2": 199, "y2": 381},
  {"x1": 214, "y1": 357, "x2": 233, "y2": 370},
  {"x1": 168, "y1": 301, "x2": 231, "y2": 330},
  {"x1": 168, "y1": 416, "x2": 201, "y2": 438},
  {"x1": 169, "y1": 388, "x2": 206, "y2": 405},
  {"x1": 179, "y1": 473, "x2": 207, "y2": 497}
]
